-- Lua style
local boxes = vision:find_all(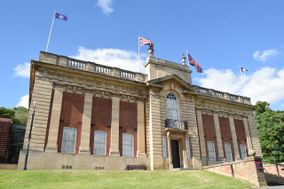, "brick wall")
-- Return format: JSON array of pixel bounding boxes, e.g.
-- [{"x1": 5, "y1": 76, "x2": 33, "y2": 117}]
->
[
  {"x1": 0, "y1": 118, "x2": 12, "y2": 161},
  {"x1": 58, "y1": 92, "x2": 84, "y2": 153},
  {"x1": 119, "y1": 101, "x2": 137, "y2": 157},
  {"x1": 234, "y1": 119, "x2": 247, "y2": 152},
  {"x1": 202, "y1": 114, "x2": 217, "y2": 158},
  {"x1": 91, "y1": 97, "x2": 112, "y2": 155},
  {"x1": 219, "y1": 117, "x2": 234, "y2": 160}
]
